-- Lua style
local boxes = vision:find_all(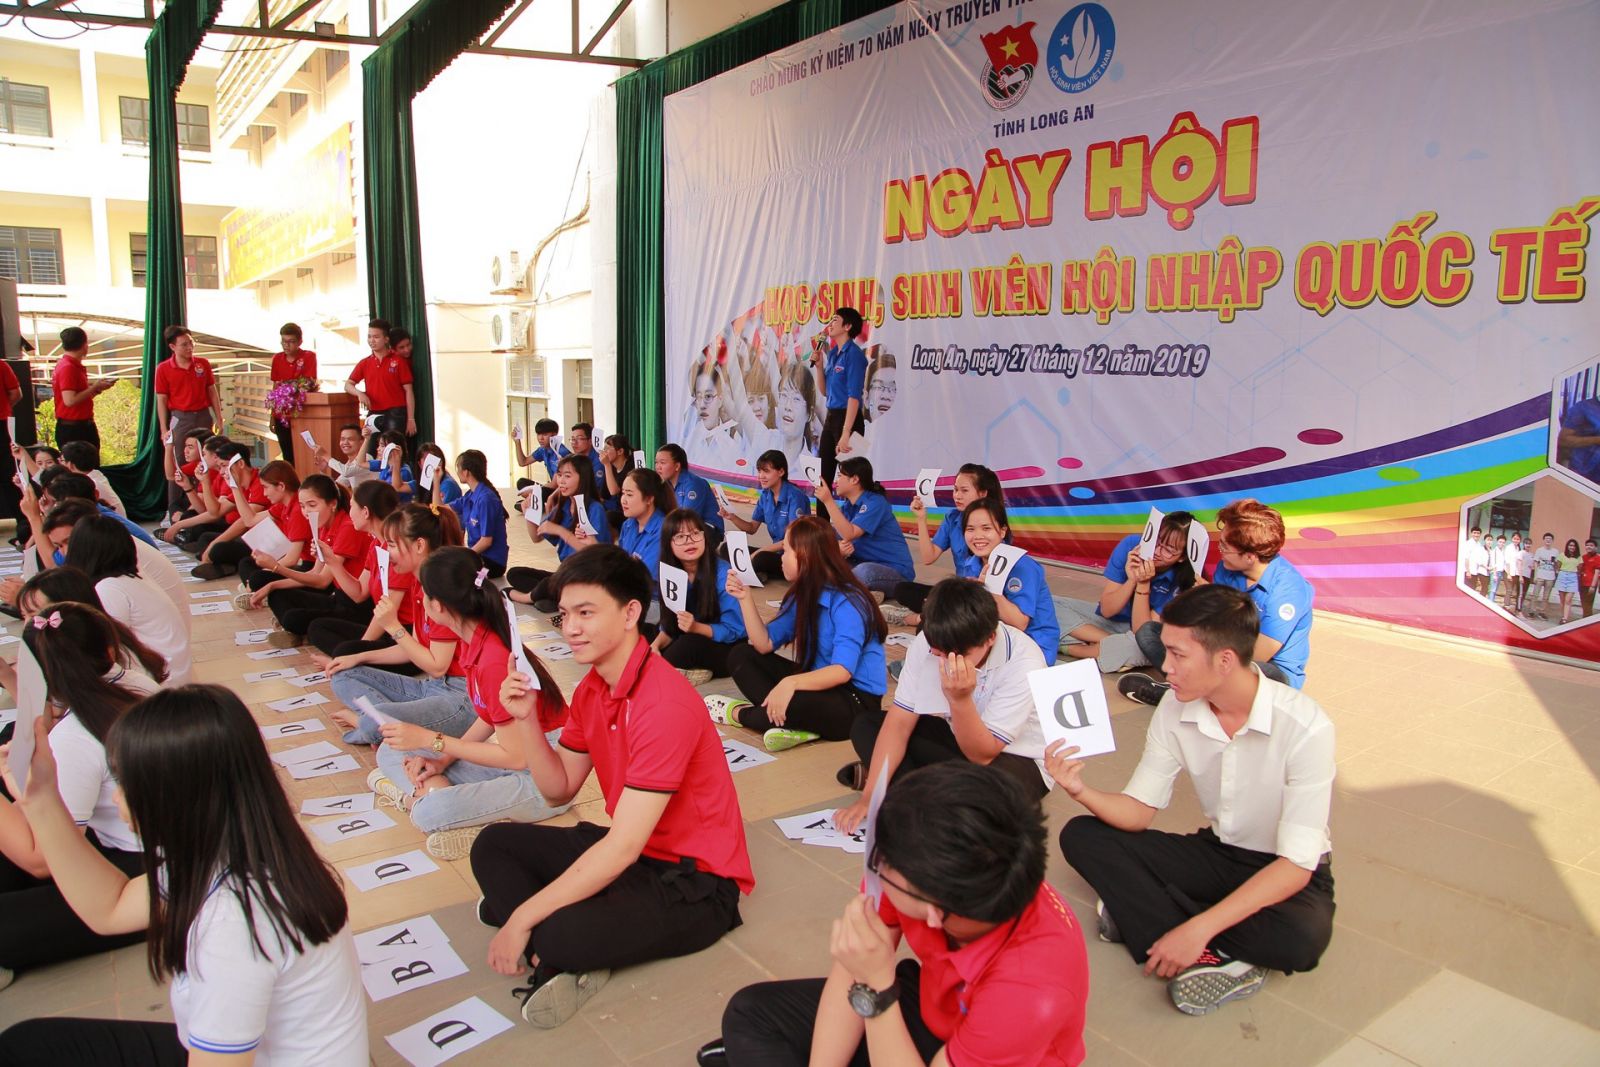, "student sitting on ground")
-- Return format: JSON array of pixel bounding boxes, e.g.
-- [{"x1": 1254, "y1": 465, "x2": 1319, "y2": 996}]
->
[
  {"x1": 1056, "y1": 510, "x2": 1197, "y2": 673},
  {"x1": 305, "y1": 480, "x2": 404, "y2": 659},
  {"x1": 834, "y1": 576, "x2": 1050, "y2": 833},
  {"x1": 449, "y1": 449, "x2": 511, "y2": 579},
  {"x1": 1122, "y1": 498, "x2": 1313, "y2": 705},
  {"x1": 194, "y1": 460, "x2": 309, "y2": 587},
  {"x1": 162, "y1": 435, "x2": 236, "y2": 548},
  {"x1": 616, "y1": 467, "x2": 673, "y2": 579},
  {"x1": 0, "y1": 603, "x2": 166, "y2": 989},
  {"x1": 67, "y1": 516, "x2": 193, "y2": 685},
  {"x1": 472, "y1": 544, "x2": 753, "y2": 1030},
  {"x1": 0, "y1": 685, "x2": 368, "y2": 1062},
  {"x1": 312, "y1": 423, "x2": 375, "y2": 492},
  {"x1": 652, "y1": 508, "x2": 747, "y2": 683},
  {"x1": 31, "y1": 500, "x2": 187, "y2": 623},
  {"x1": 655, "y1": 443, "x2": 725, "y2": 540},
  {"x1": 57, "y1": 441, "x2": 125, "y2": 518},
  {"x1": 367, "y1": 548, "x2": 572, "y2": 861},
  {"x1": 412, "y1": 442, "x2": 462, "y2": 506},
  {"x1": 366, "y1": 429, "x2": 414, "y2": 504},
  {"x1": 187, "y1": 443, "x2": 270, "y2": 575},
  {"x1": 890, "y1": 462, "x2": 1003, "y2": 623},
  {"x1": 250, "y1": 475, "x2": 373, "y2": 648},
  {"x1": 36, "y1": 469, "x2": 159, "y2": 549},
  {"x1": 598, "y1": 433, "x2": 636, "y2": 533},
  {"x1": 514, "y1": 417, "x2": 568, "y2": 490},
  {"x1": 699, "y1": 762, "x2": 1088, "y2": 1067},
  {"x1": 162, "y1": 428, "x2": 211, "y2": 524},
  {"x1": 507, "y1": 454, "x2": 612, "y2": 610},
  {"x1": 717, "y1": 449, "x2": 809, "y2": 581},
  {"x1": 957, "y1": 498, "x2": 1061, "y2": 665},
  {"x1": 328, "y1": 504, "x2": 474, "y2": 745},
  {"x1": 815, "y1": 456, "x2": 916, "y2": 596},
  {"x1": 1056, "y1": 583, "x2": 1336, "y2": 1017},
  {"x1": 713, "y1": 517, "x2": 888, "y2": 751}
]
